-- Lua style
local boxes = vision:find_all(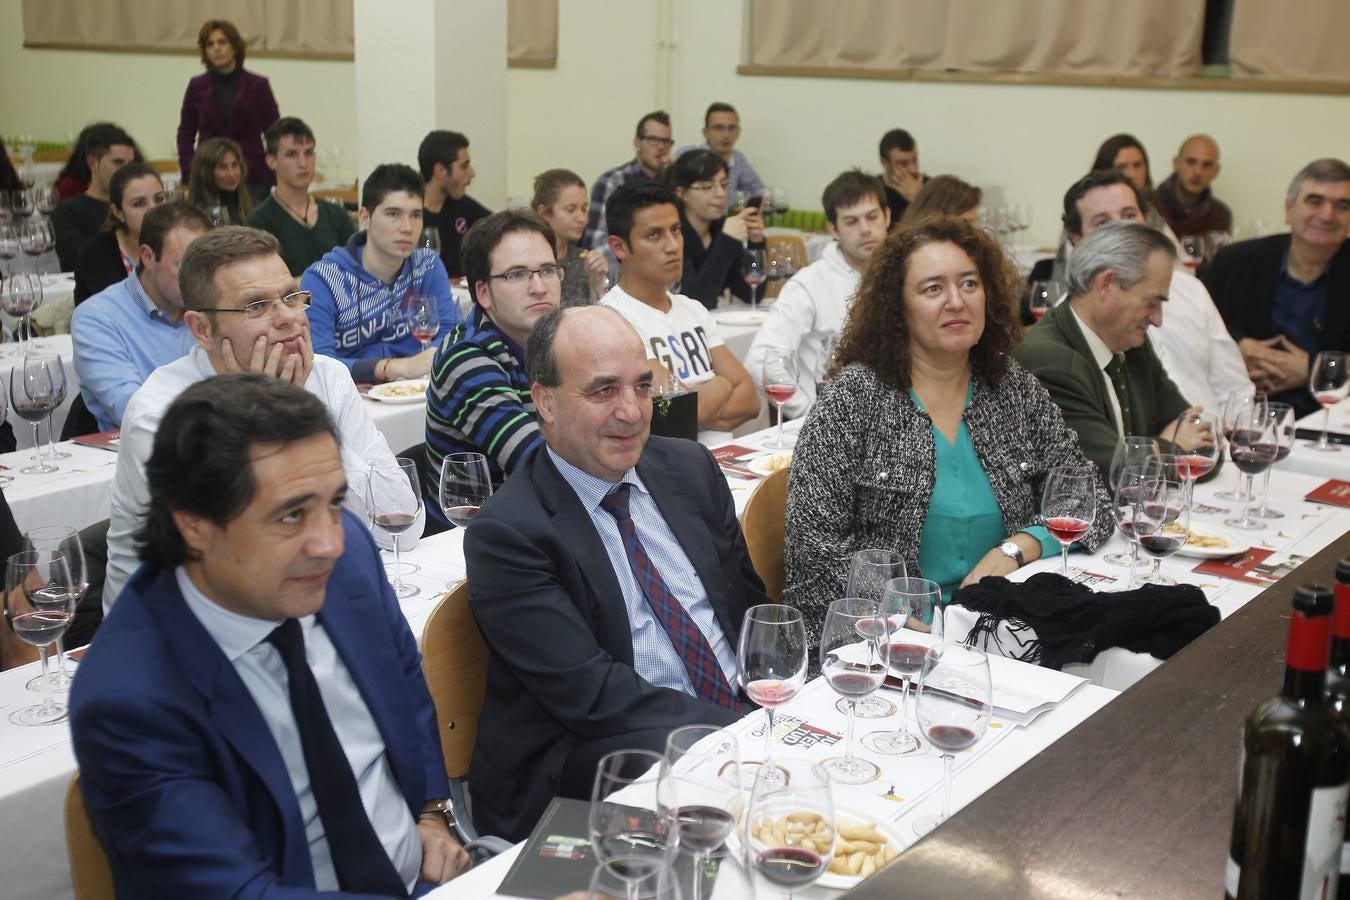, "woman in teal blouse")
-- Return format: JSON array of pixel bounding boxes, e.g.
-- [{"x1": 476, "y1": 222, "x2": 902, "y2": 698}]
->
[{"x1": 784, "y1": 215, "x2": 1112, "y2": 632}]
